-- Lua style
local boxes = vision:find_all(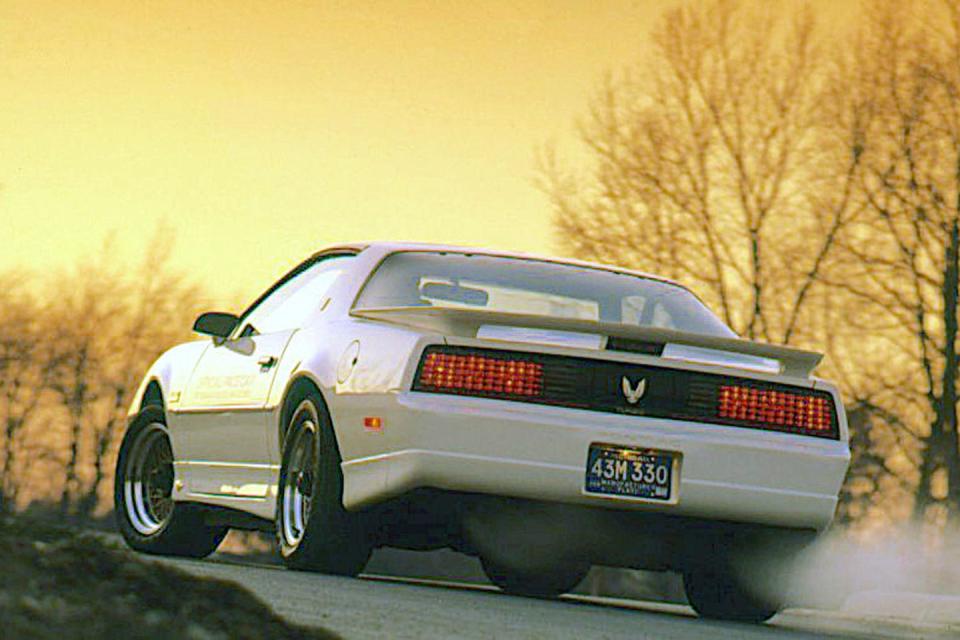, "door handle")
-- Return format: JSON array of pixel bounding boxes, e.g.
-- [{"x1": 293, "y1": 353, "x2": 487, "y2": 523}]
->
[{"x1": 258, "y1": 356, "x2": 277, "y2": 370}]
